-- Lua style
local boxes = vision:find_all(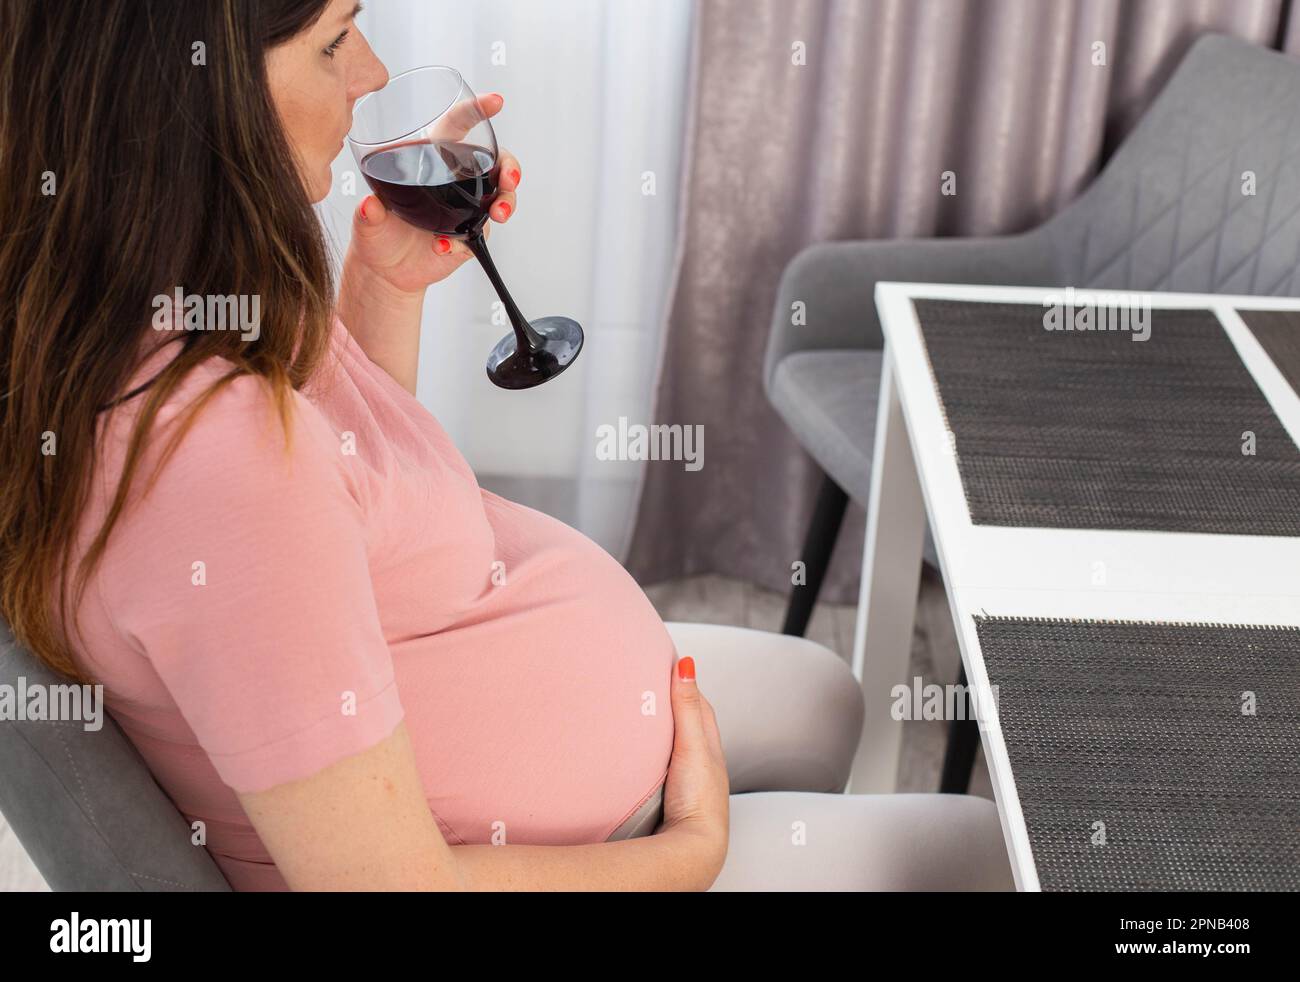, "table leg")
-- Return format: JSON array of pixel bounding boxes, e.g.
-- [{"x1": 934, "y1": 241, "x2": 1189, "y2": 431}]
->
[
  {"x1": 847, "y1": 352, "x2": 926, "y2": 794},
  {"x1": 939, "y1": 664, "x2": 979, "y2": 793}
]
